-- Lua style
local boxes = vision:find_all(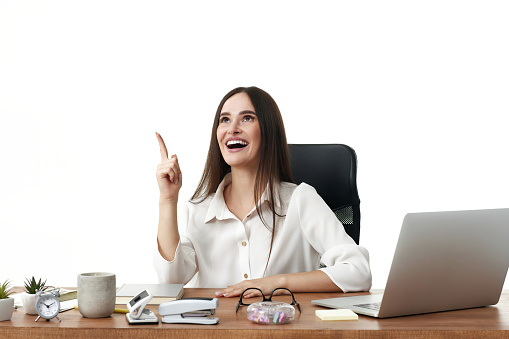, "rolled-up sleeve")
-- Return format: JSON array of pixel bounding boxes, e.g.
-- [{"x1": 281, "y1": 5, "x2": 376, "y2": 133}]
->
[
  {"x1": 320, "y1": 244, "x2": 372, "y2": 292},
  {"x1": 295, "y1": 184, "x2": 372, "y2": 292},
  {"x1": 153, "y1": 204, "x2": 198, "y2": 285}
]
